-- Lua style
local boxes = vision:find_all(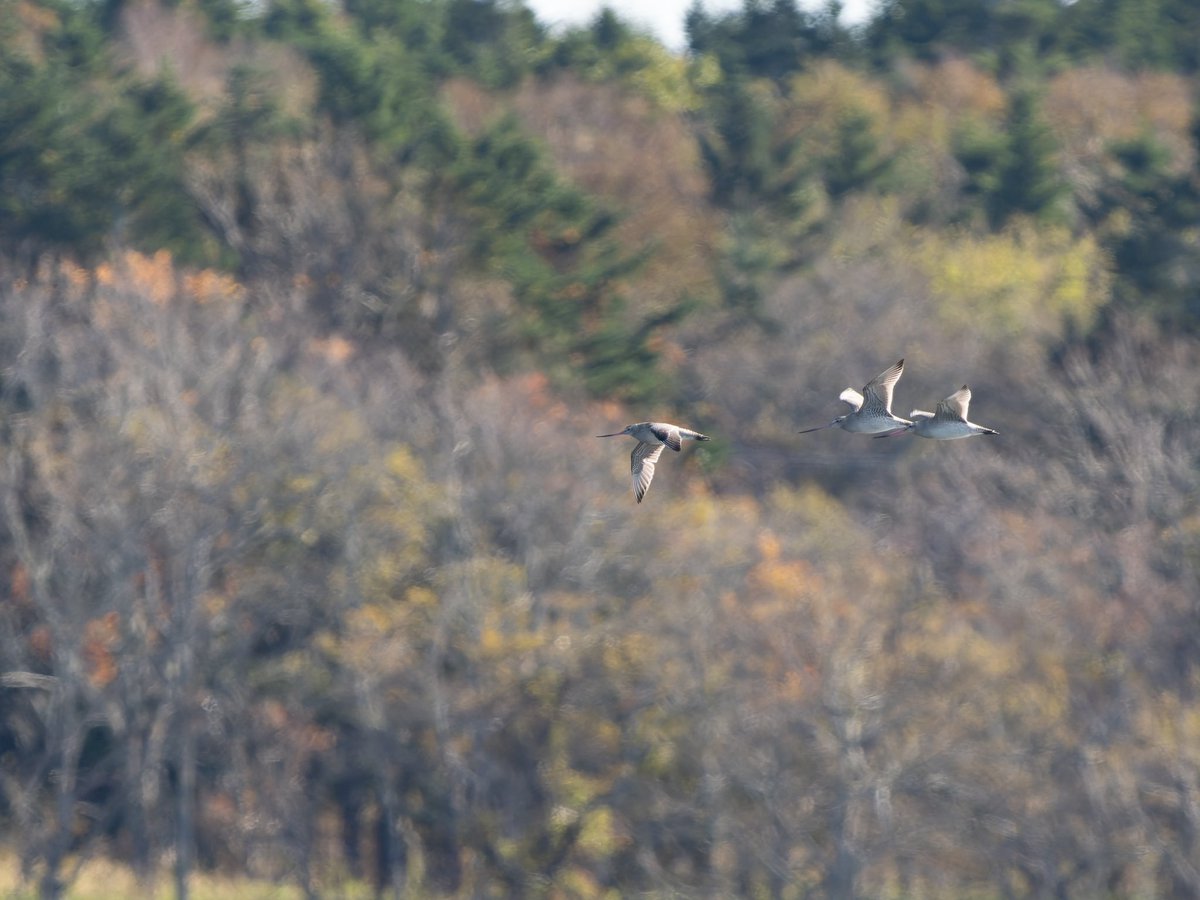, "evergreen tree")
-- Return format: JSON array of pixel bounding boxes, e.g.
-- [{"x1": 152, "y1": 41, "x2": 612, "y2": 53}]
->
[
  {"x1": 994, "y1": 89, "x2": 1066, "y2": 224},
  {"x1": 442, "y1": 116, "x2": 678, "y2": 401},
  {"x1": 953, "y1": 90, "x2": 1064, "y2": 229},
  {"x1": 546, "y1": 8, "x2": 679, "y2": 89},
  {"x1": 1061, "y1": 0, "x2": 1200, "y2": 71},
  {"x1": 686, "y1": 0, "x2": 845, "y2": 84},
  {"x1": 823, "y1": 109, "x2": 890, "y2": 198},
  {"x1": 697, "y1": 76, "x2": 810, "y2": 214},
  {"x1": 0, "y1": 8, "x2": 206, "y2": 263},
  {"x1": 1085, "y1": 125, "x2": 1200, "y2": 324},
  {"x1": 442, "y1": 0, "x2": 547, "y2": 88},
  {"x1": 111, "y1": 76, "x2": 212, "y2": 263},
  {"x1": 867, "y1": 0, "x2": 993, "y2": 63},
  {"x1": 696, "y1": 75, "x2": 822, "y2": 321},
  {"x1": 868, "y1": 0, "x2": 1200, "y2": 71},
  {"x1": 266, "y1": 0, "x2": 457, "y2": 166}
]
